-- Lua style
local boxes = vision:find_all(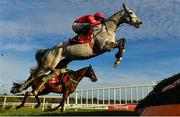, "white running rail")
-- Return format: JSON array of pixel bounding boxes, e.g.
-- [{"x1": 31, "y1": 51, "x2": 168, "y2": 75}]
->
[{"x1": 0, "y1": 82, "x2": 156, "y2": 110}]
